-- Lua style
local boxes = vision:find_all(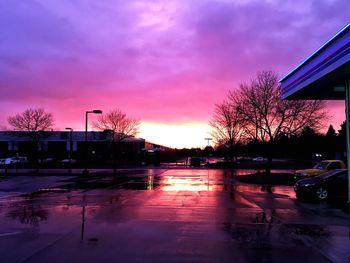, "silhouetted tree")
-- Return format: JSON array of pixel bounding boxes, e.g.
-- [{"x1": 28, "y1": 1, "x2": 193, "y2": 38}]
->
[
  {"x1": 203, "y1": 145, "x2": 215, "y2": 157},
  {"x1": 228, "y1": 71, "x2": 329, "y2": 173},
  {"x1": 93, "y1": 108, "x2": 140, "y2": 141},
  {"x1": 300, "y1": 126, "x2": 318, "y2": 138},
  {"x1": 324, "y1": 125, "x2": 337, "y2": 157},
  {"x1": 7, "y1": 108, "x2": 54, "y2": 159},
  {"x1": 209, "y1": 100, "x2": 245, "y2": 162},
  {"x1": 8, "y1": 108, "x2": 54, "y2": 135},
  {"x1": 296, "y1": 126, "x2": 330, "y2": 159},
  {"x1": 326, "y1": 125, "x2": 337, "y2": 138},
  {"x1": 338, "y1": 121, "x2": 346, "y2": 139},
  {"x1": 337, "y1": 121, "x2": 346, "y2": 153}
]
